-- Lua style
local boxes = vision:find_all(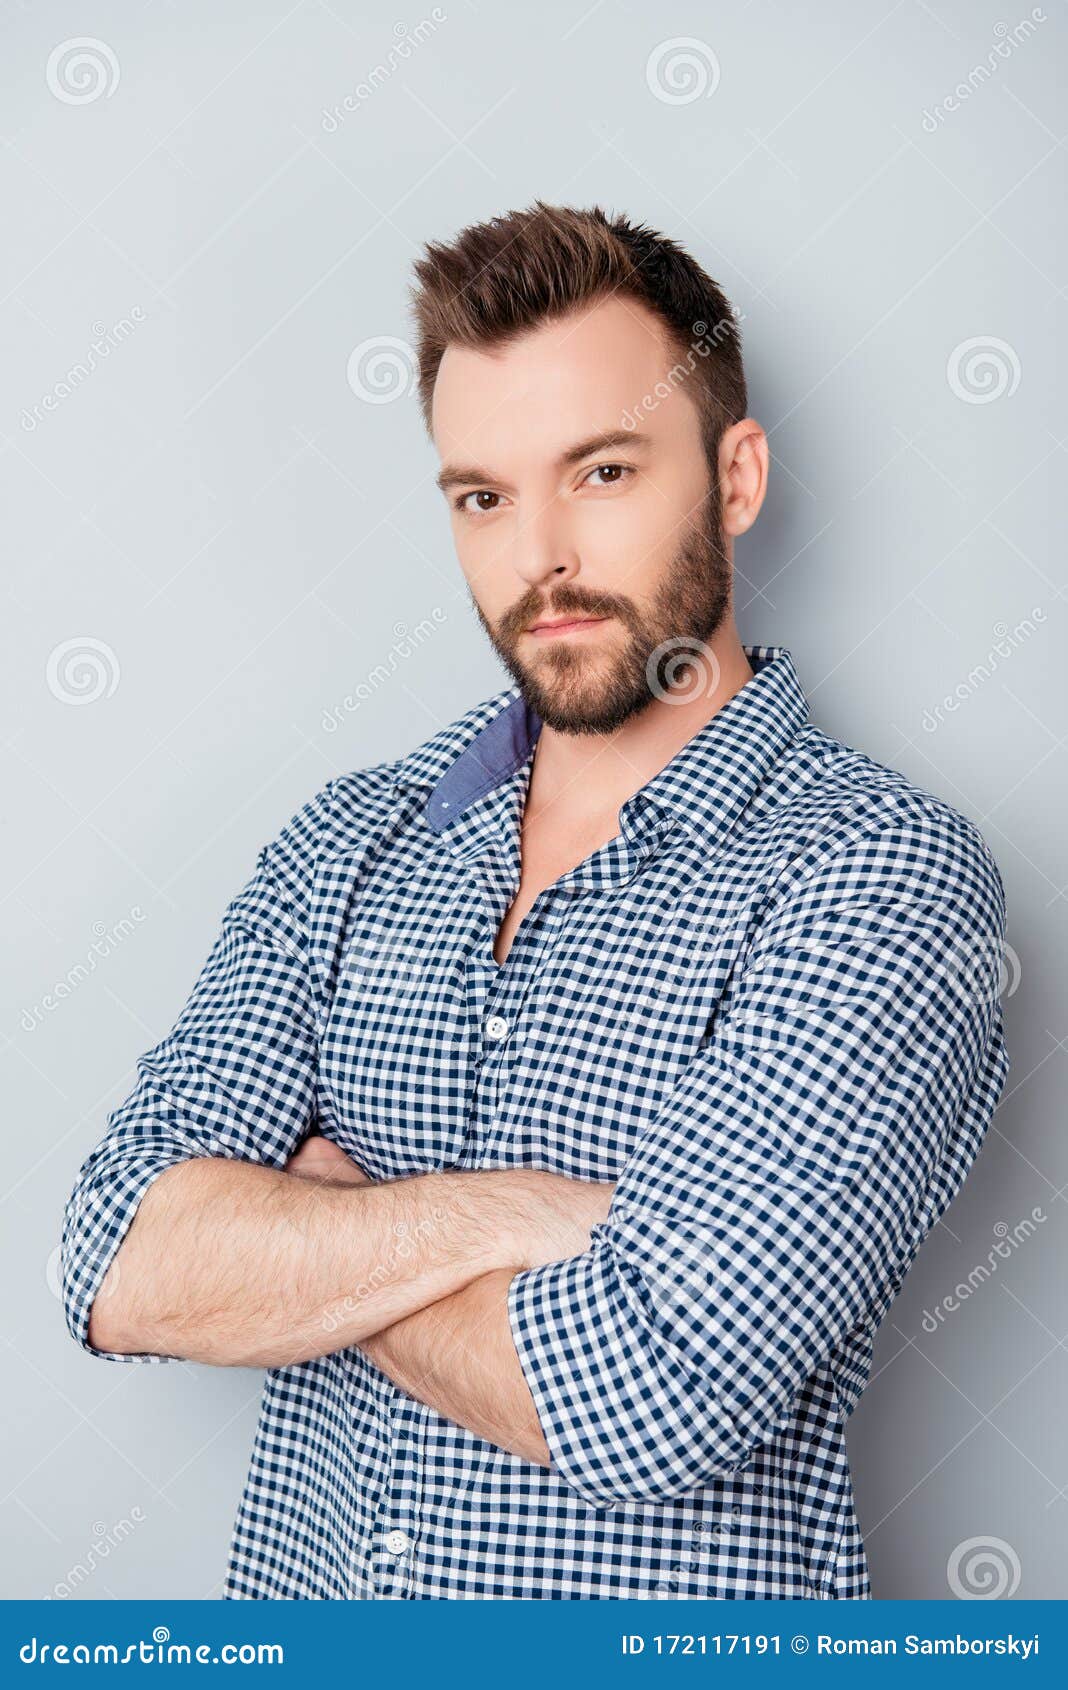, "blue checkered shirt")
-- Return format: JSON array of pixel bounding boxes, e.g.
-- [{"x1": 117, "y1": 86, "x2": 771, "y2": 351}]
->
[{"x1": 61, "y1": 645, "x2": 1010, "y2": 1599}]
